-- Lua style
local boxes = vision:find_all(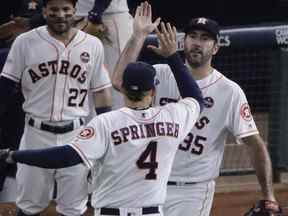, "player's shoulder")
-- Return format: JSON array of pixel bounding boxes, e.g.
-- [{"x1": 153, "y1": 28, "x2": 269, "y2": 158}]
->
[
  {"x1": 153, "y1": 63, "x2": 171, "y2": 72},
  {"x1": 216, "y1": 69, "x2": 244, "y2": 93},
  {"x1": 153, "y1": 63, "x2": 175, "y2": 81},
  {"x1": 10, "y1": 26, "x2": 43, "y2": 48},
  {"x1": 77, "y1": 29, "x2": 103, "y2": 46},
  {"x1": 87, "y1": 109, "x2": 119, "y2": 128},
  {"x1": 13, "y1": 26, "x2": 41, "y2": 42},
  {"x1": 163, "y1": 97, "x2": 200, "y2": 115}
]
